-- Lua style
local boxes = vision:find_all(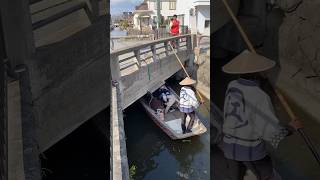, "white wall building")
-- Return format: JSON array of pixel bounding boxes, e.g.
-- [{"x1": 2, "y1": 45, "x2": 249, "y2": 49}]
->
[
  {"x1": 176, "y1": 0, "x2": 210, "y2": 35},
  {"x1": 146, "y1": 0, "x2": 178, "y2": 22}
]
